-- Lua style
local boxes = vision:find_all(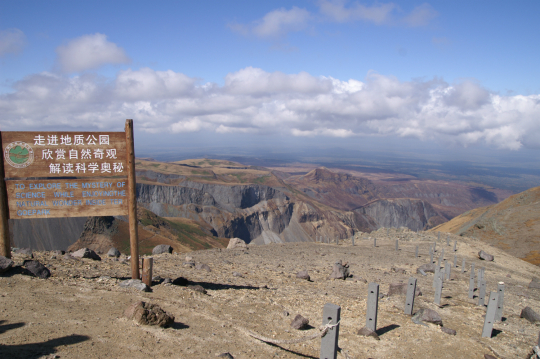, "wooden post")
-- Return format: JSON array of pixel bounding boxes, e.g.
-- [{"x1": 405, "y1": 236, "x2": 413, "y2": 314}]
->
[
  {"x1": 366, "y1": 283, "x2": 379, "y2": 332},
  {"x1": 482, "y1": 292, "x2": 499, "y2": 338},
  {"x1": 142, "y1": 257, "x2": 153, "y2": 287},
  {"x1": 404, "y1": 277, "x2": 417, "y2": 315},
  {"x1": 0, "y1": 133, "x2": 10, "y2": 258},
  {"x1": 126, "y1": 119, "x2": 139, "y2": 280},
  {"x1": 320, "y1": 303, "x2": 340, "y2": 359}
]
